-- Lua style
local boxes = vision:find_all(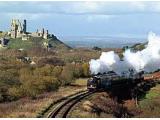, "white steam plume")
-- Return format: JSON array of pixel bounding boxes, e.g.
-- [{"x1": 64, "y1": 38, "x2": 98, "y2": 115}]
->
[{"x1": 89, "y1": 32, "x2": 160, "y2": 75}]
